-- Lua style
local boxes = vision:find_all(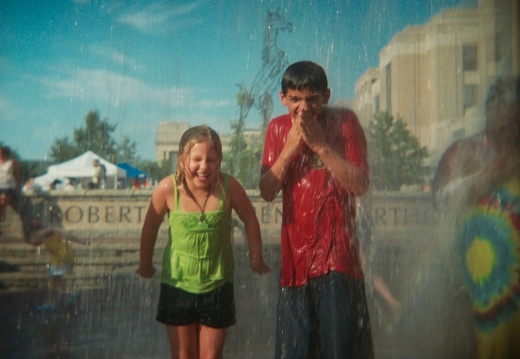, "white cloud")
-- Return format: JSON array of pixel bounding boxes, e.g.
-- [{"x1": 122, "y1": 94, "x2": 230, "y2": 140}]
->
[
  {"x1": 117, "y1": 0, "x2": 207, "y2": 34},
  {"x1": 40, "y1": 68, "x2": 192, "y2": 107},
  {"x1": 39, "y1": 67, "x2": 230, "y2": 110},
  {"x1": 89, "y1": 45, "x2": 144, "y2": 71}
]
